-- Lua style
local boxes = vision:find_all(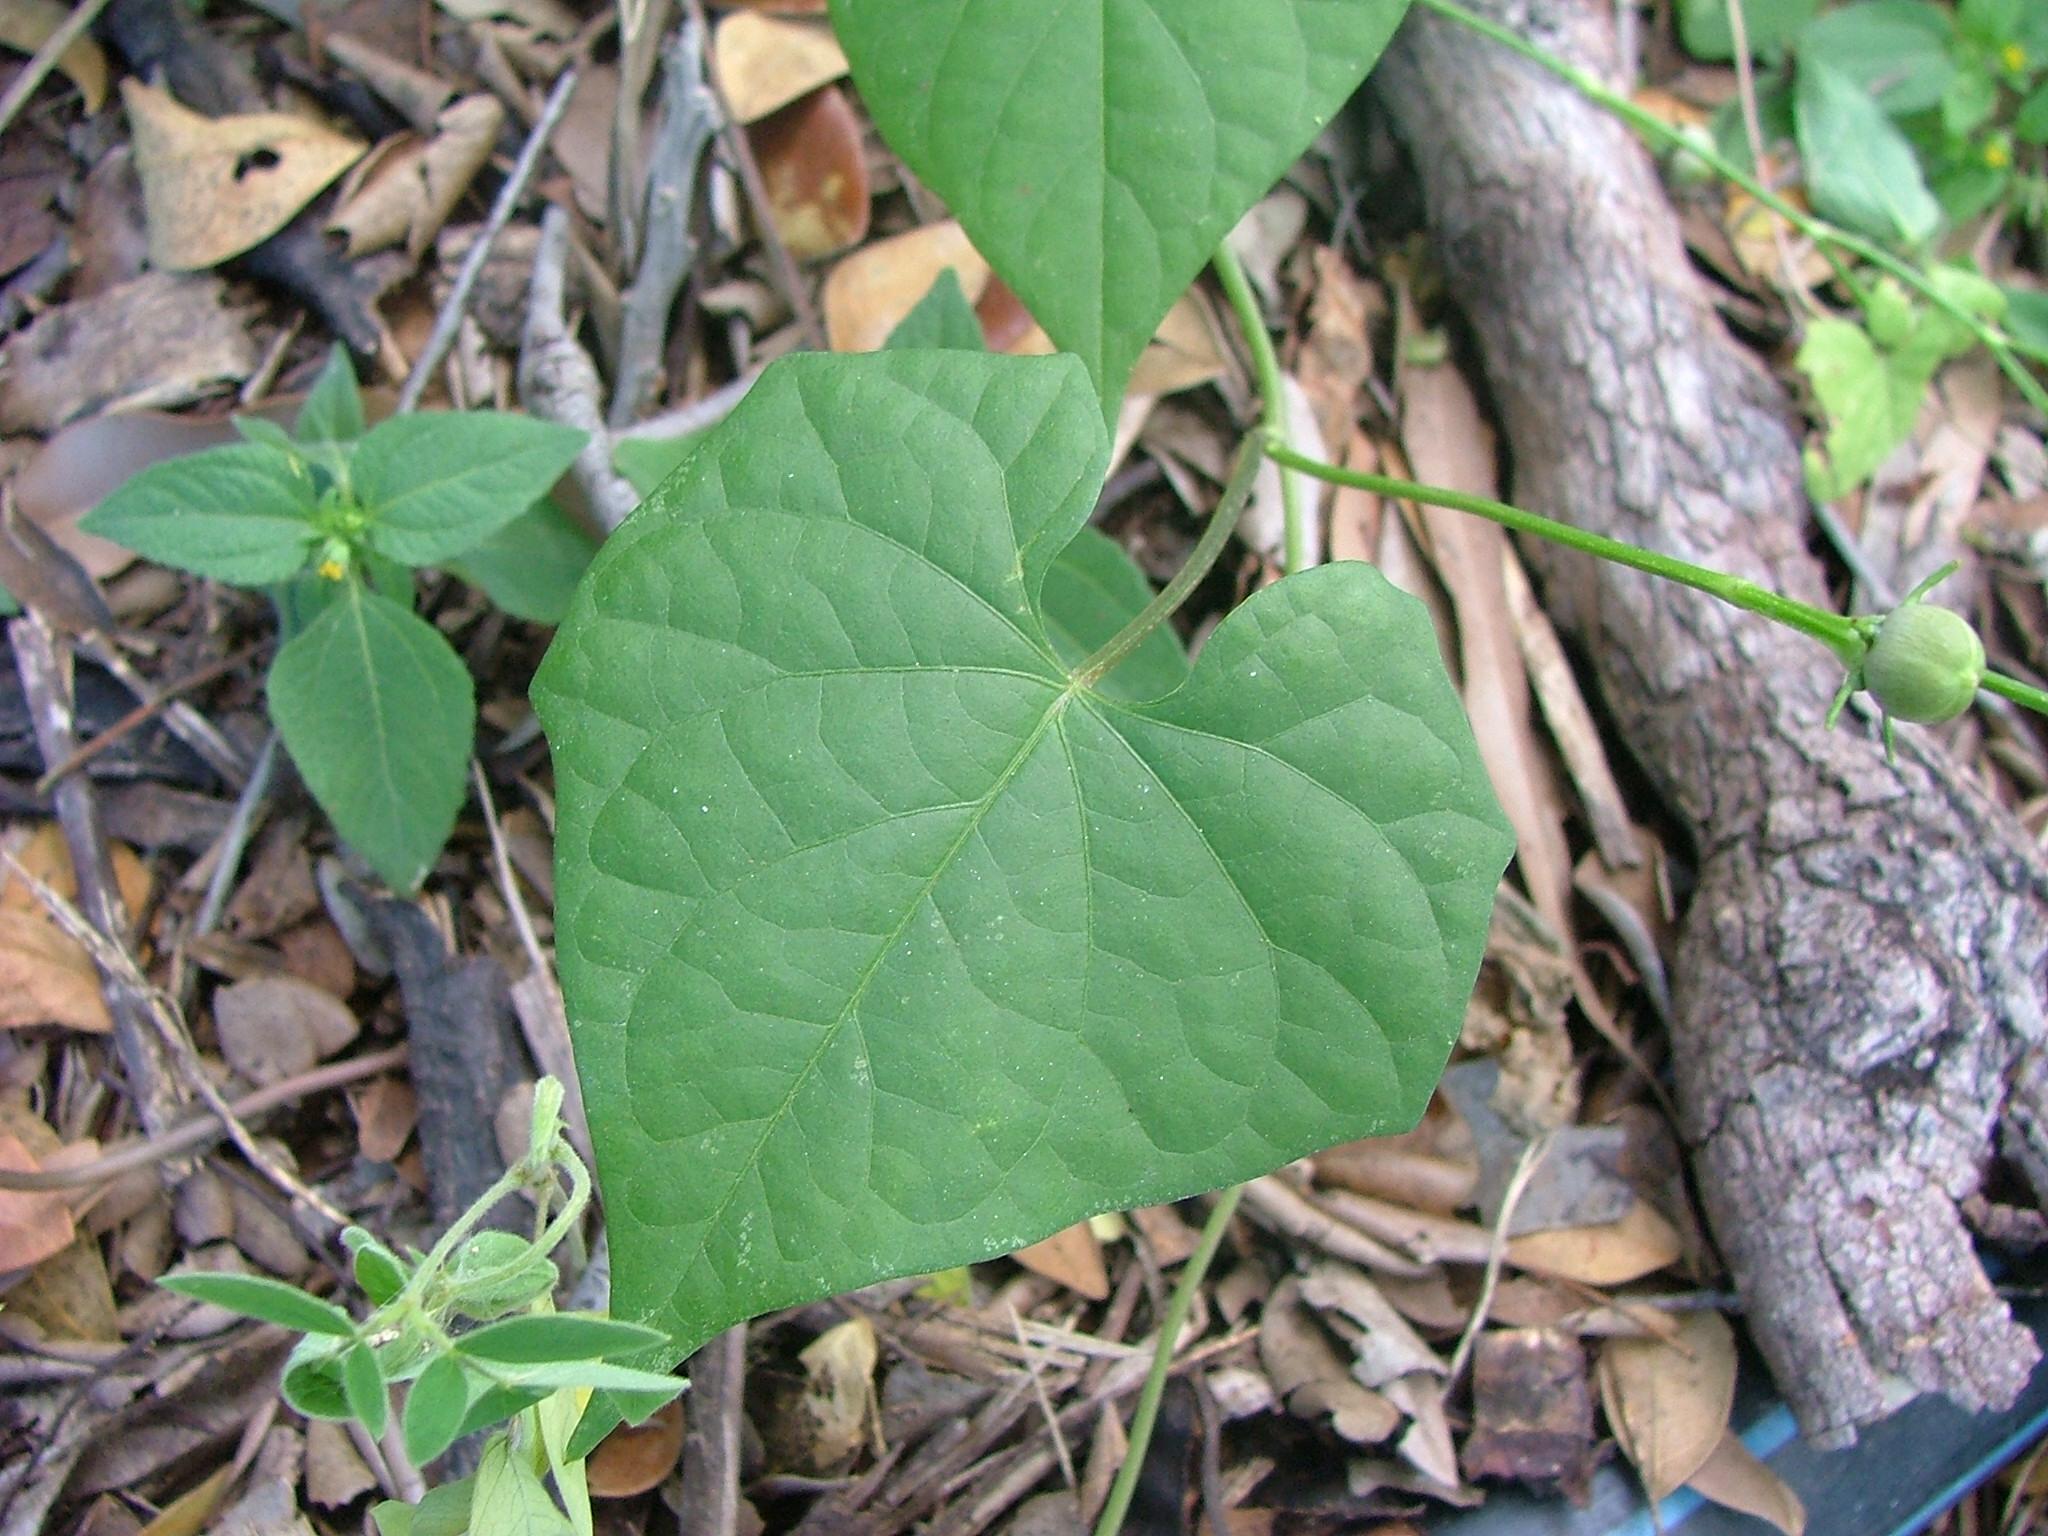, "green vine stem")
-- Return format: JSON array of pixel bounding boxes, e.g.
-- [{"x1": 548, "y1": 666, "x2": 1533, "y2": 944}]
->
[
  {"x1": 1073, "y1": 437, "x2": 1265, "y2": 689},
  {"x1": 1091, "y1": 1184, "x2": 1245, "y2": 1536},
  {"x1": 1212, "y1": 242, "x2": 1307, "y2": 573},
  {"x1": 1413, "y1": 0, "x2": 2048, "y2": 423},
  {"x1": 1268, "y1": 442, "x2": 2048, "y2": 722}
]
